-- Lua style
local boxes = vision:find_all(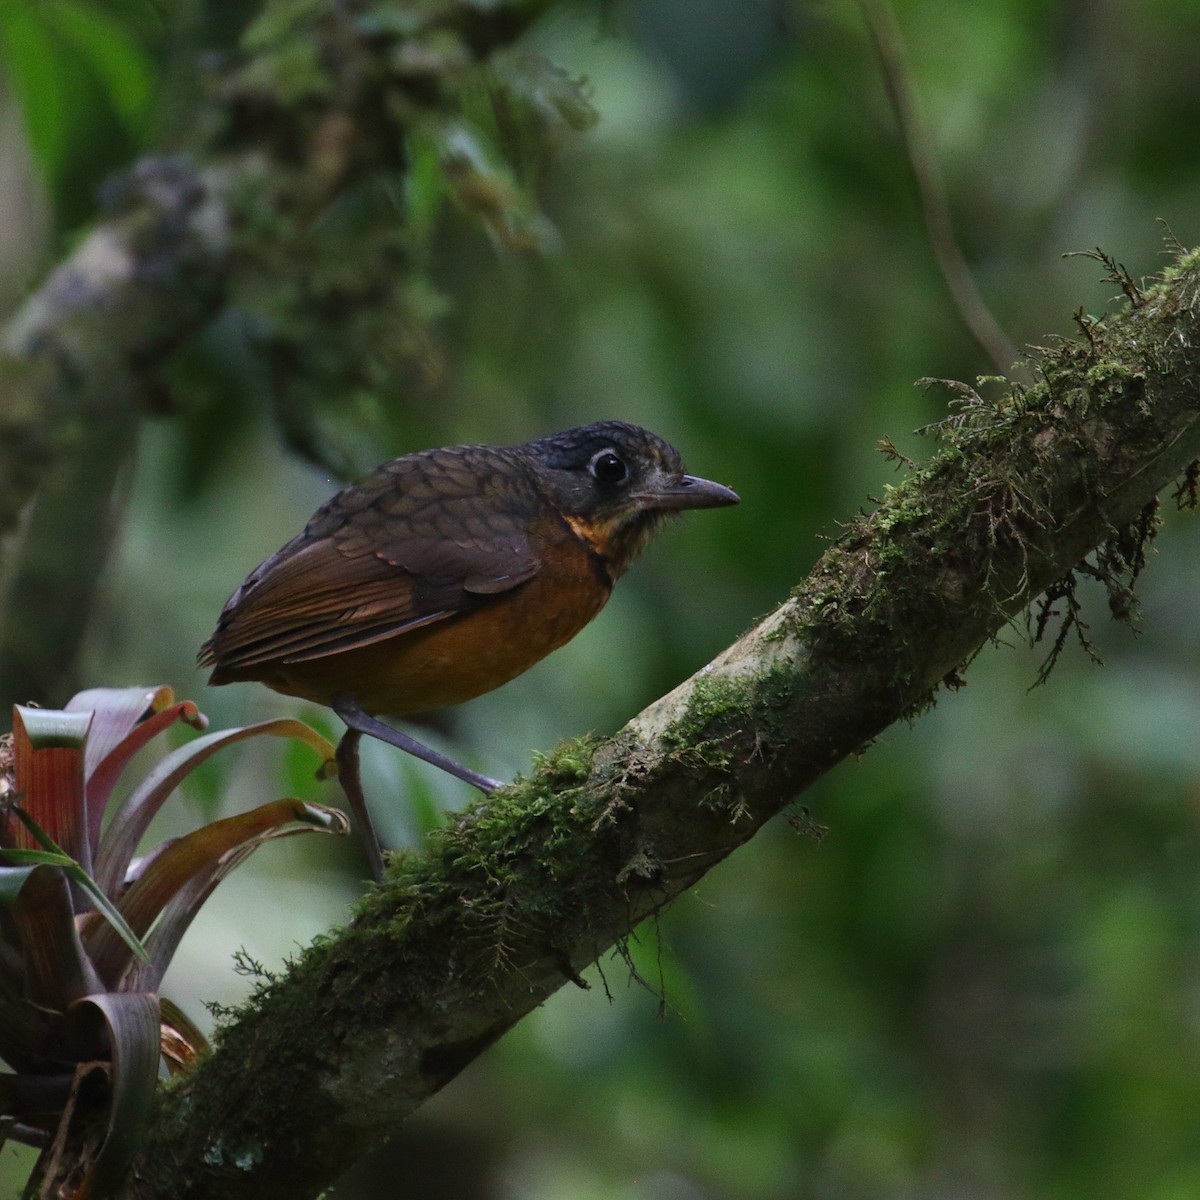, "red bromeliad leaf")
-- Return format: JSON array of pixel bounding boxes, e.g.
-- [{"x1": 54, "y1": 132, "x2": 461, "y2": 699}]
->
[
  {"x1": 0, "y1": 692, "x2": 347, "y2": 1192},
  {"x1": 9, "y1": 707, "x2": 92, "y2": 871},
  {"x1": 65, "y1": 991, "x2": 160, "y2": 1200},
  {"x1": 130, "y1": 801, "x2": 349, "y2": 994},
  {"x1": 0, "y1": 865, "x2": 78, "y2": 1073},
  {"x1": 67, "y1": 688, "x2": 209, "y2": 851},
  {"x1": 0, "y1": 1001, "x2": 58, "y2": 1079},
  {"x1": 5, "y1": 864, "x2": 102, "y2": 1013},
  {"x1": 66, "y1": 687, "x2": 176, "y2": 785},
  {"x1": 88, "y1": 799, "x2": 348, "y2": 990},
  {"x1": 86, "y1": 700, "x2": 208, "y2": 815},
  {"x1": 92, "y1": 718, "x2": 337, "y2": 899}
]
